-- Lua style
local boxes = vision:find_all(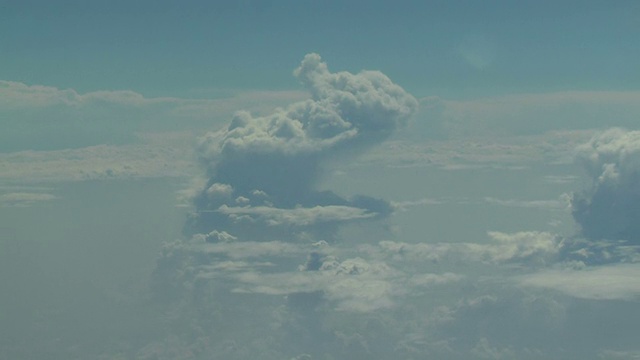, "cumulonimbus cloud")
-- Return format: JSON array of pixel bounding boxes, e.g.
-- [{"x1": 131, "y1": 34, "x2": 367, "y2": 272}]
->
[
  {"x1": 154, "y1": 53, "x2": 419, "y2": 311},
  {"x1": 186, "y1": 53, "x2": 418, "y2": 239}
]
